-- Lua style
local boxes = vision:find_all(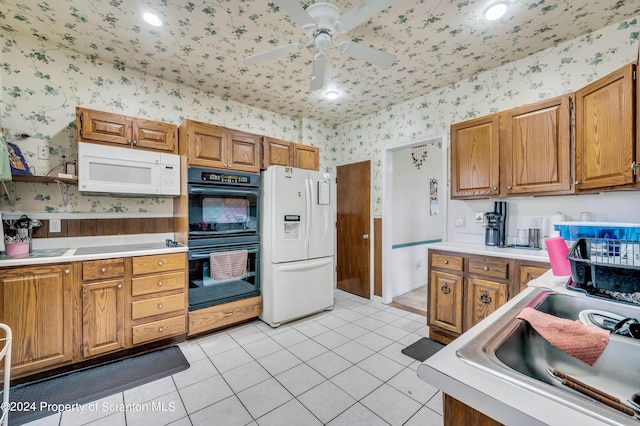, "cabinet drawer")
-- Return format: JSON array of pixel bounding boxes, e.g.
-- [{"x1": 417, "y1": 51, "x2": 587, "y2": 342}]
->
[
  {"x1": 132, "y1": 253, "x2": 185, "y2": 275},
  {"x1": 132, "y1": 315, "x2": 186, "y2": 345},
  {"x1": 431, "y1": 253, "x2": 463, "y2": 271},
  {"x1": 468, "y1": 258, "x2": 510, "y2": 280},
  {"x1": 83, "y1": 258, "x2": 125, "y2": 280},
  {"x1": 132, "y1": 293, "x2": 185, "y2": 320},
  {"x1": 132, "y1": 271, "x2": 185, "y2": 296},
  {"x1": 189, "y1": 296, "x2": 262, "y2": 336}
]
